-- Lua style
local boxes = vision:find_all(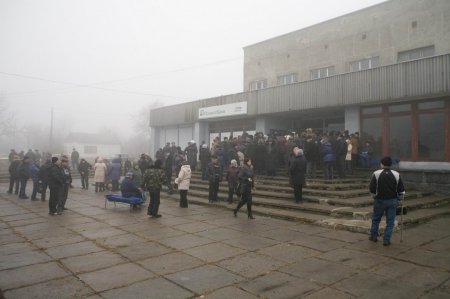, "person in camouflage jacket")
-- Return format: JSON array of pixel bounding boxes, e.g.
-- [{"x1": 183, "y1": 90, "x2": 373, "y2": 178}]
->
[{"x1": 143, "y1": 159, "x2": 167, "y2": 218}]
